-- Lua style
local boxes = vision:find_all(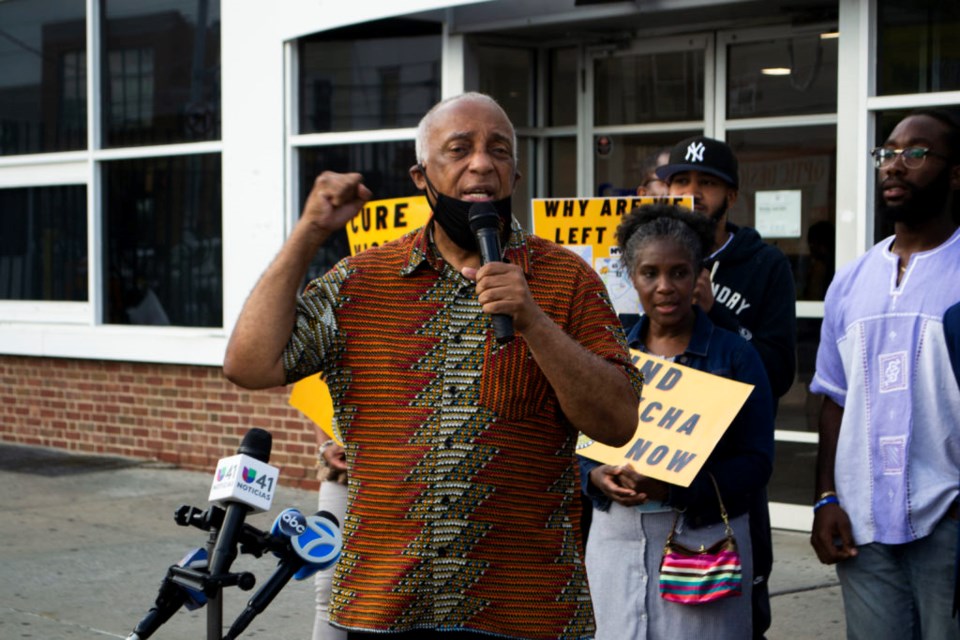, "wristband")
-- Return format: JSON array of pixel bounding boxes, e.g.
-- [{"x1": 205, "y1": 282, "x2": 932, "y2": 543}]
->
[
  {"x1": 817, "y1": 490, "x2": 837, "y2": 501},
  {"x1": 317, "y1": 439, "x2": 337, "y2": 467},
  {"x1": 813, "y1": 494, "x2": 839, "y2": 512}
]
